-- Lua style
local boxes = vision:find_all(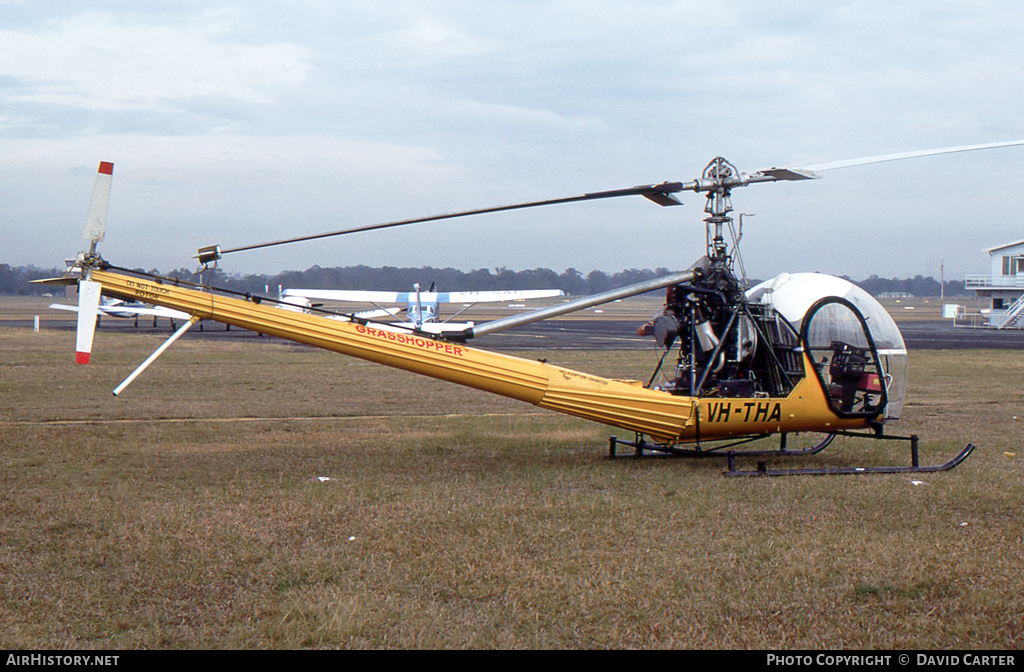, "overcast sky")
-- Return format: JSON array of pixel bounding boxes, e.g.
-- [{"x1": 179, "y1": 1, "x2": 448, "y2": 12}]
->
[{"x1": 3, "y1": 1, "x2": 1023, "y2": 281}]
